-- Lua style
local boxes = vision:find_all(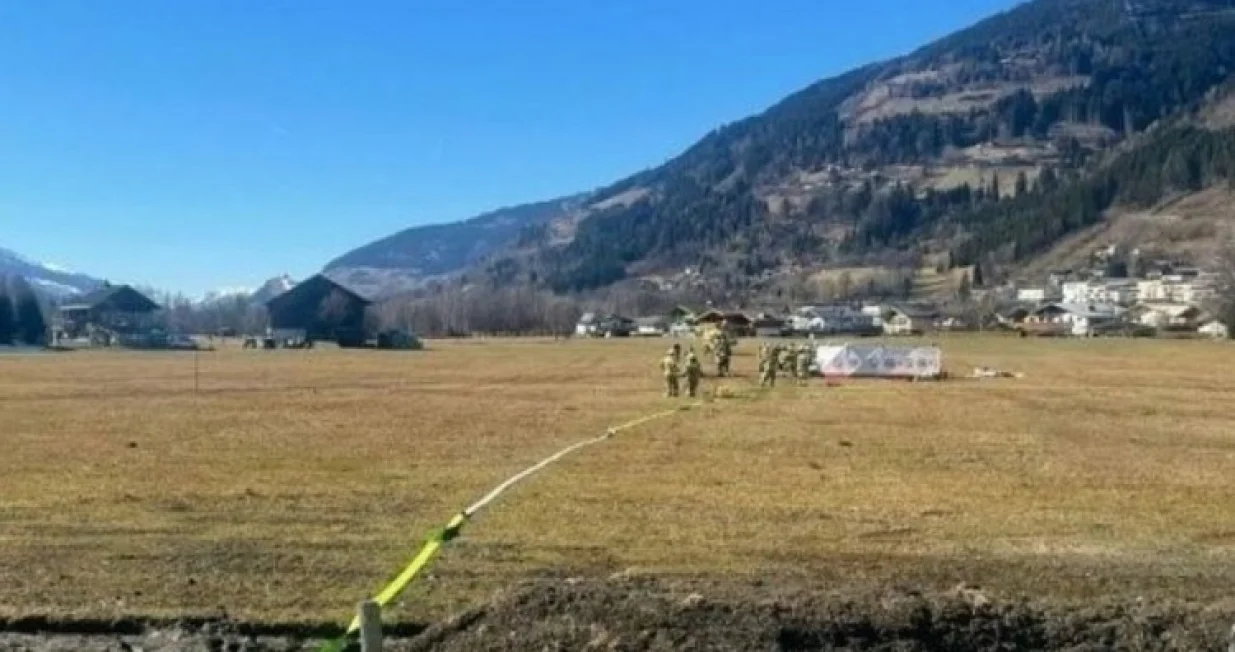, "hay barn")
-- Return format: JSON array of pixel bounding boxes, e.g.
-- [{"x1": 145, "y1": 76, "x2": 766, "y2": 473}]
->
[
  {"x1": 57, "y1": 284, "x2": 161, "y2": 341},
  {"x1": 264, "y1": 274, "x2": 373, "y2": 347}
]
